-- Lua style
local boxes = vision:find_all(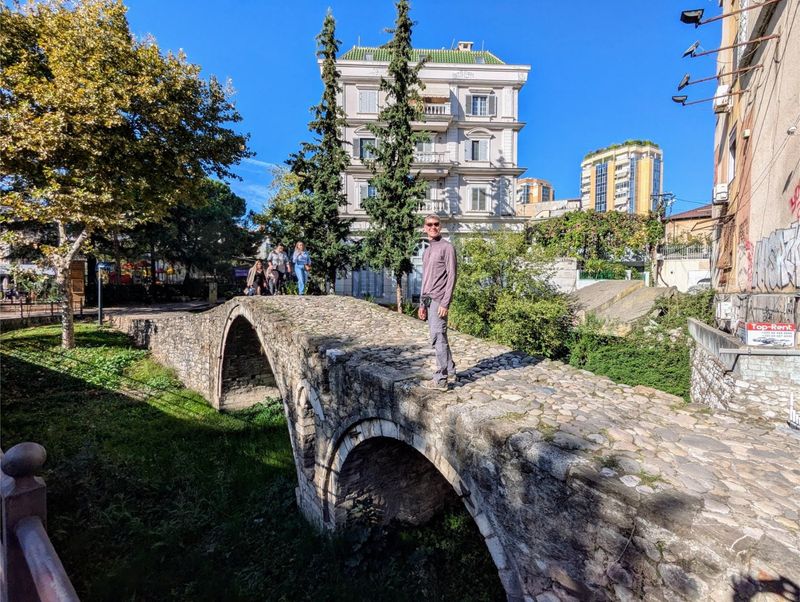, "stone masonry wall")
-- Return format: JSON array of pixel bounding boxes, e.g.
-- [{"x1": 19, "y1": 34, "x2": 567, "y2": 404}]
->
[
  {"x1": 109, "y1": 298, "x2": 800, "y2": 602},
  {"x1": 690, "y1": 345, "x2": 735, "y2": 411},
  {"x1": 736, "y1": 354, "x2": 800, "y2": 420},
  {"x1": 688, "y1": 318, "x2": 800, "y2": 421}
]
